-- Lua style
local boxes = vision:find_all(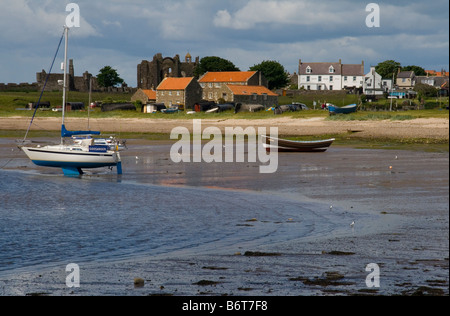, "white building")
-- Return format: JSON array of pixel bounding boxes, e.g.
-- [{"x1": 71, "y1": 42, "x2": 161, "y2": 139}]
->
[
  {"x1": 298, "y1": 59, "x2": 365, "y2": 92},
  {"x1": 364, "y1": 66, "x2": 393, "y2": 96}
]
